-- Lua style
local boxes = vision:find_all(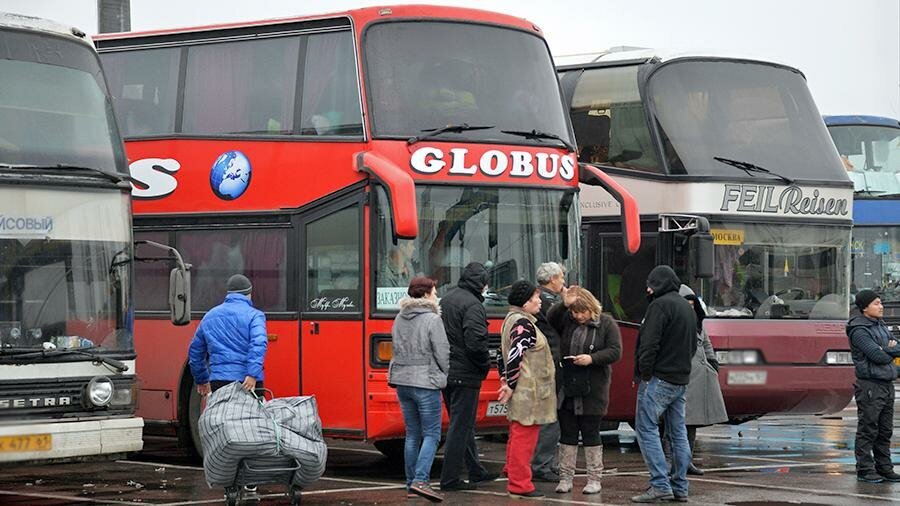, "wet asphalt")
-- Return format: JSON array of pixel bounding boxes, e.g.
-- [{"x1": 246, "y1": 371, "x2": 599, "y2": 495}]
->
[{"x1": 0, "y1": 393, "x2": 898, "y2": 505}]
